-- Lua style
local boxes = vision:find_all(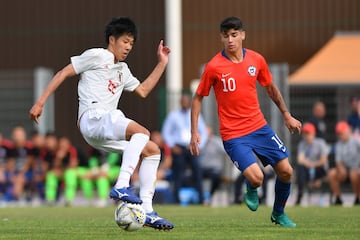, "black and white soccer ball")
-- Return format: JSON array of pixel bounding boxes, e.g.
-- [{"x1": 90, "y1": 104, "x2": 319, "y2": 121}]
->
[{"x1": 114, "y1": 202, "x2": 146, "y2": 231}]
